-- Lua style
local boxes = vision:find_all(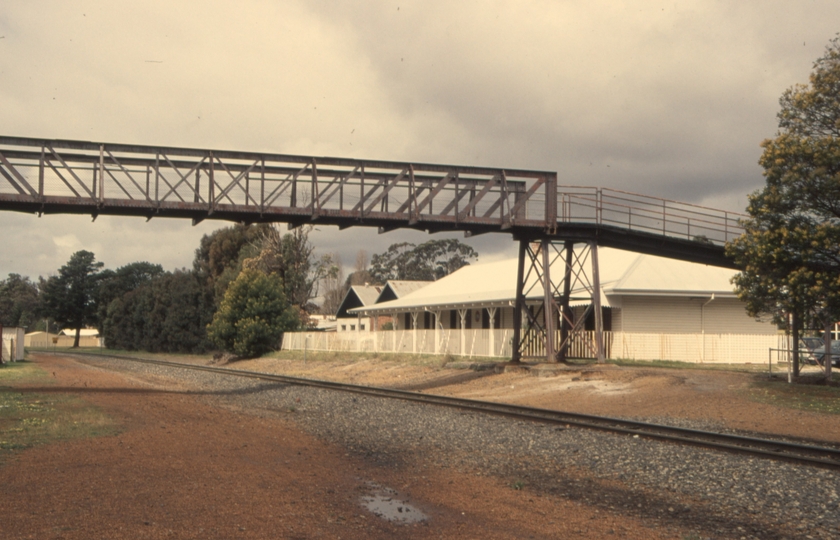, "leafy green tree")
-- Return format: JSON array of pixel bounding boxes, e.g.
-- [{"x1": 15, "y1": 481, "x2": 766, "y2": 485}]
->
[
  {"x1": 194, "y1": 224, "x2": 270, "y2": 303},
  {"x1": 206, "y1": 269, "x2": 299, "y2": 358},
  {"x1": 96, "y1": 262, "x2": 164, "y2": 330},
  {"x1": 42, "y1": 251, "x2": 104, "y2": 347},
  {"x1": 103, "y1": 270, "x2": 213, "y2": 353},
  {"x1": 727, "y1": 35, "x2": 840, "y2": 379},
  {"x1": 369, "y1": 239, "x2": 478, "y2": 282},
  {"x1": 370, "y1": 242, "x2": 413, "y2": 283},
  {"x1": 0, "y1": 274, "x2": 42, "y2": 328}
]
